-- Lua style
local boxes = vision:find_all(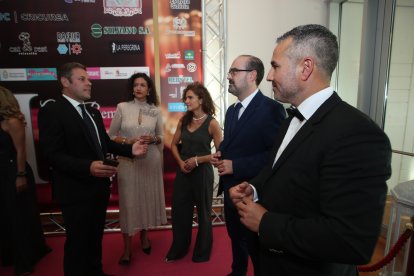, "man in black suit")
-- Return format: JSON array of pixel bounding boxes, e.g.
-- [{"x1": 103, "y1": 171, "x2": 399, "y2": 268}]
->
[
  {"x1": 211, "y1": 55, "x2": 285, "y2": 276},
  {"x1": 38, "y1": 62, "x2": 148, "y2": 276},
  {"x1": 230, "y1": 25, "x2": 392, "y2": 276}
]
